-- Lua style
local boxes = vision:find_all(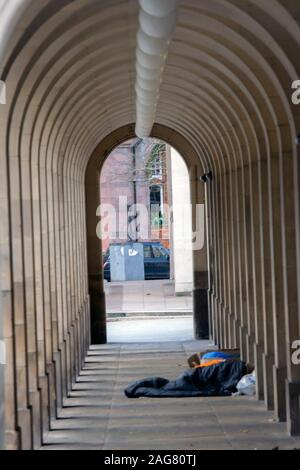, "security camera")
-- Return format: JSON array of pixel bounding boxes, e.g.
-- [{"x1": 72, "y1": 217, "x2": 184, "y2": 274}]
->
[
  {"x1": 200, "y1": 171, "x2": 213, "y2": 183},
  {"x1": 296, "y1": 134, "x2": 300, "y2": 146}
]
